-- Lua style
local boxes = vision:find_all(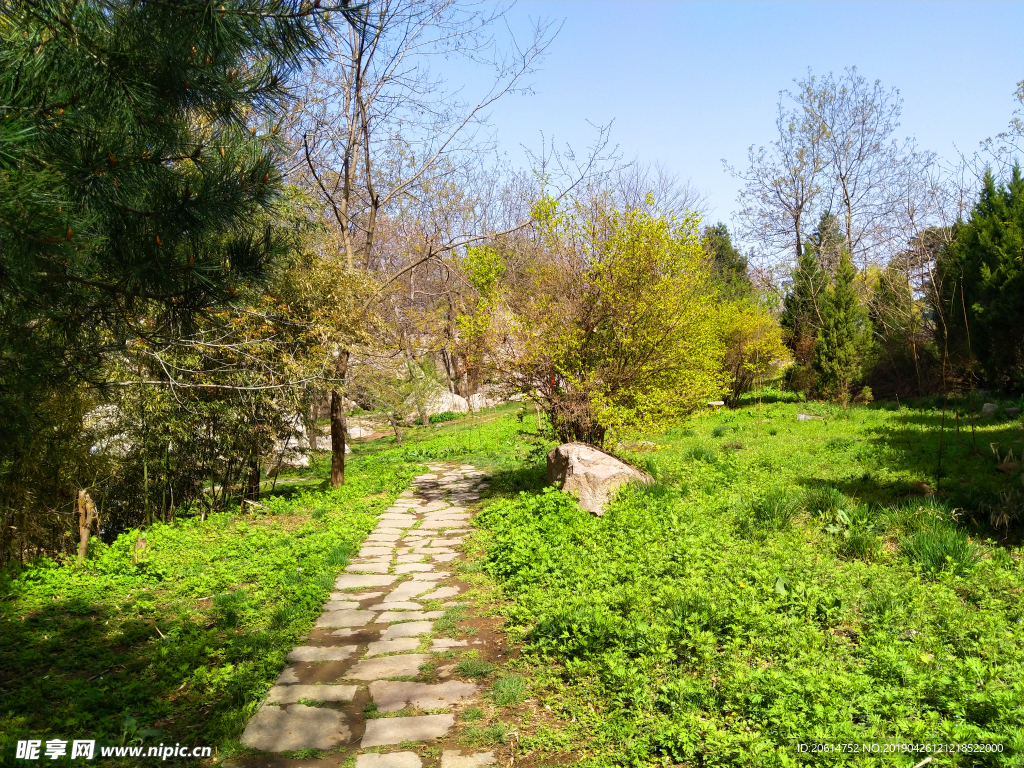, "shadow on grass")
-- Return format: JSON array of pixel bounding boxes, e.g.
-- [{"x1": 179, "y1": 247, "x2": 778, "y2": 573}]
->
[
  {"x1": 797, "y1": 397, "x2": 1023, "y2": 540},
  {"x1": 0, "y1": 594, "x2": 257, "y2": 766}
]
